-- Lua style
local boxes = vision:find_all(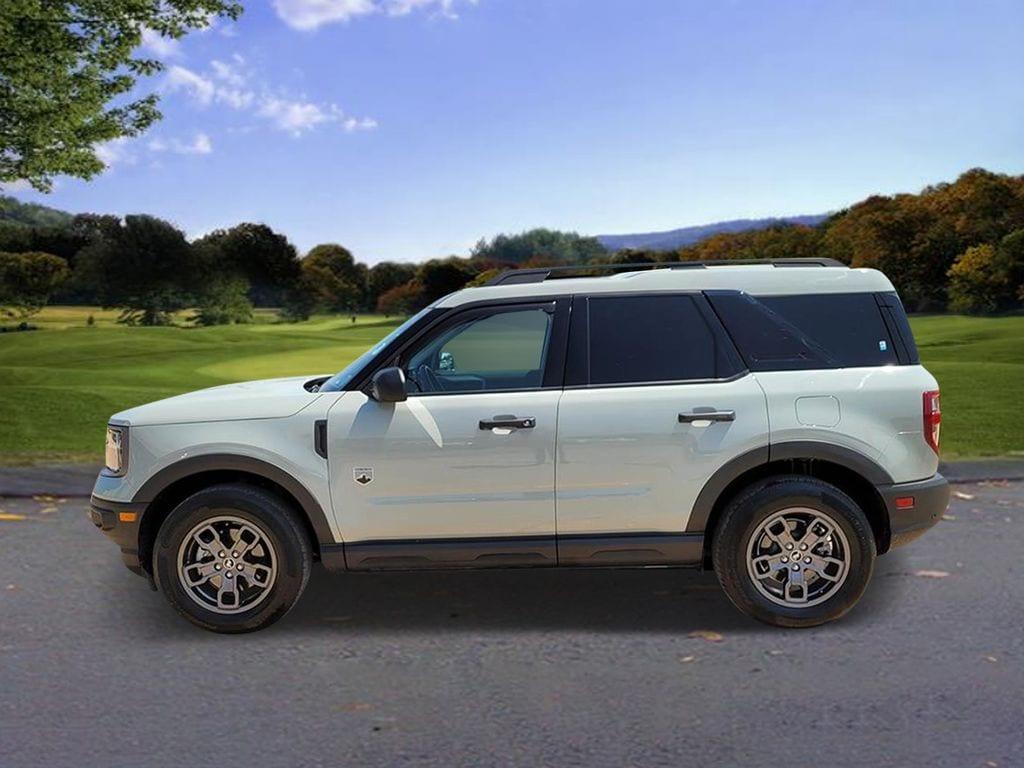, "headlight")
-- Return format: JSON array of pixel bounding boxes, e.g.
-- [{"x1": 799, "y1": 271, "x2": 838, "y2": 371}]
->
[{"x1": 104, "y1": 424, "x2": 128, "y2": 476}]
